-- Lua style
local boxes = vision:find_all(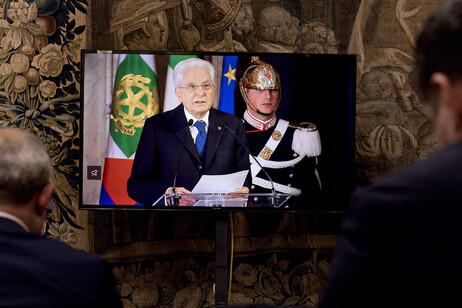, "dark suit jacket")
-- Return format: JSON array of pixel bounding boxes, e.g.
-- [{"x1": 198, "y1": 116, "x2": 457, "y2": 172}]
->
[
  {"x1": 319, "y1": 141, "x2": 462, "y2": 308},
  {"x1": 0, "y1": 217, "x2": 122, "y2": 308},
  {"x1": 127, "y1": 104, "x2": 251, "y2": 205}
]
